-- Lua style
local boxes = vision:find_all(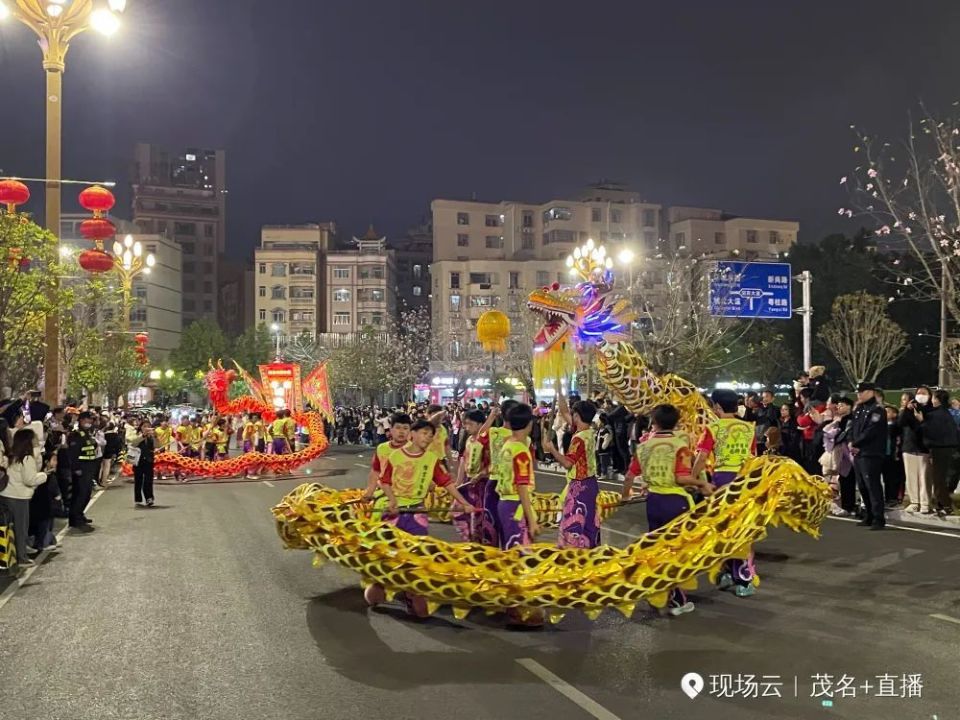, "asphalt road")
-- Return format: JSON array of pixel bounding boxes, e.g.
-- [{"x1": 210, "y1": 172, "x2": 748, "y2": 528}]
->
[{"x1": 0, "y1": 444, "x2": 957, "y2": 720}]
